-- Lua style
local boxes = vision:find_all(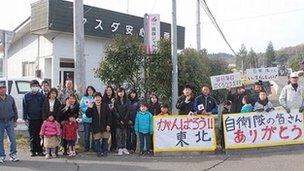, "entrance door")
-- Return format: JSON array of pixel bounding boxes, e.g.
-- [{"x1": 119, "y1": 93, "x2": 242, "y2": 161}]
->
[{"x1": 59, "y1": 68, "x2": 74, "y2": 88}]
